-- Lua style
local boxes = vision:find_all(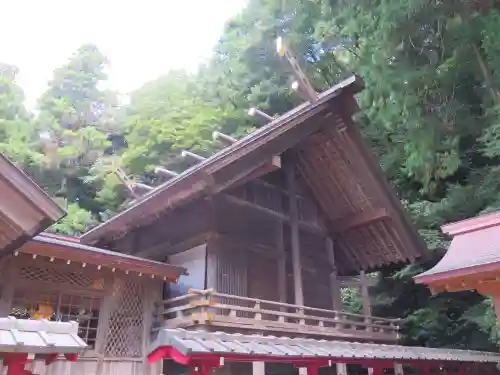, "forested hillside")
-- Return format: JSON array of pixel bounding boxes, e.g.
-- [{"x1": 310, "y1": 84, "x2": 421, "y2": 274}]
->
[{"x1": 2, "y1": 0, "x2": 500, "y2": 350}]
